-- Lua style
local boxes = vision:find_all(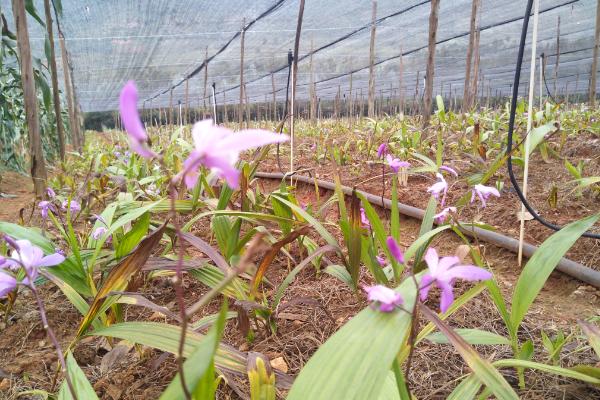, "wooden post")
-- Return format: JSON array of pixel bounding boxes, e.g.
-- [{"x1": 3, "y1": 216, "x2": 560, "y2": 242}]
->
[
  {"x1": 12, "y1": 0, "x2": 47, "y2": 197},
  {"x1": 58, "y1": 34, "x2": 80, "y2": 151},
  {"x1": 271, "y1": 72, "x2": 277, "y2": 120},
  {"x1": 223, "y1": 93, "x2": 229, "y2": 123},
  {"x1": 309, "y1": 40, "x2": 316, "y2": 122},
  {"x1": 169, "y1": 89, "x2": 174, "y2": 125},
  {"x1": 349, "y1": 71, "x2": 354, "y2": 121},
  {"x1": 413, "y1": 70, "x2": 420, "y2": 114},
  {"x1": 184, "y1": 78, "x2": 189, "y2": 125},
  {"x1": 290, "y1": 0, "x2": 306, "y2": 174},
  {"x1": 422, "y1": 0, "x2": 440, "y2": 127},
  {"x1": 590, "y1": 0, "x2": 600, "y2": 107},
  {"x1": 398, "y1": 43, "x2": 404, "y2": 114},
  {"x1": 463, "y1": 0, "x2": 479, "y2": 111},
  {"x1": 244, "y1": 83, "x2": 250, "y2": 125},
  {"x1": 553, "y1": 16, "x2": 560, "y2": 98},
  {"x1": 43, "y1": 0, "x2": 65, "y2": 160},
  {"x1": 239, "y1": 19, "x2": 246, "y2": 127},
  {"x1": 367, "y1": 0, "x2": 377, "y2": 117},
  {"x1": 202, "y1": 47, "x2": 209, "y2": 118},
  {"x1": 471, "y1": 29, "x2": 481, "y2": 107}
]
